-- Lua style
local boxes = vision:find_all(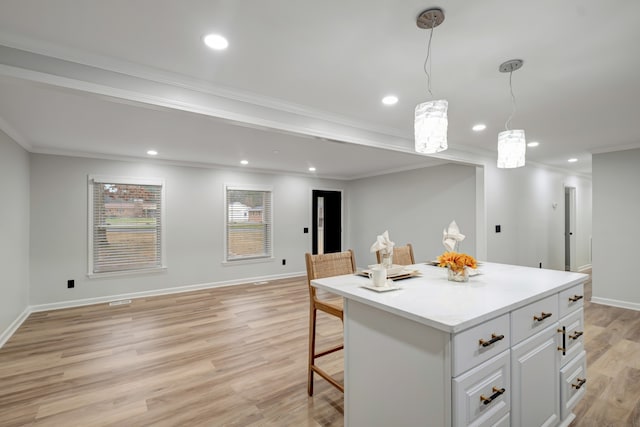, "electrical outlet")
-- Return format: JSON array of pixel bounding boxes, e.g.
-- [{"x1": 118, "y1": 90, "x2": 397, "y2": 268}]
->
[
  {"x1": 67, "y1": 279, "x2": 74, "y2": 289},
  {"x1": 282, "y1": 259, "x2": 286, "y2": 265},
  {"x1": 495, "y1": 225, "x2": 501, "y2": 233},
  {"x1": 303, "y1": 227, "x2": 309, "y2": 233}
]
